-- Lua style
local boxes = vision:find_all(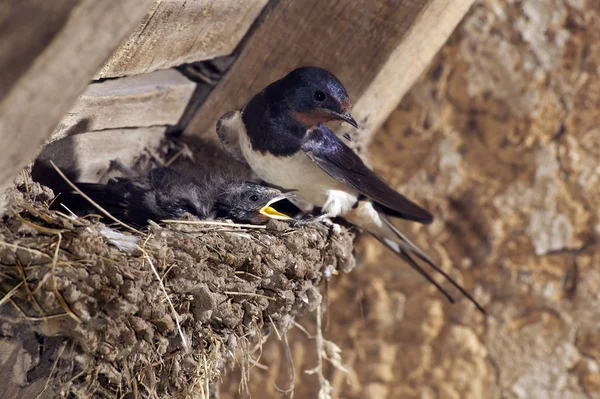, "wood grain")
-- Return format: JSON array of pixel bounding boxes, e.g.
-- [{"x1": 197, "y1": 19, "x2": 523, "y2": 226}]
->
[
  {"x1": 0, "y1": 0, "x2": 154, "y2": 204},
  {"x1": 0, "y1": 0, "x2": 75, "y2": 102},
  {"x1": 185, "y1": 0, "x2": 475, "y2": 146},
  {"x1": 52, "y1": 70, "x2": 196, "y2": 140},
  {"x1": 0, "y1": 338, "x2": 55, "y2": 399},
  {"x1": 352, "y1": 0, "x2": 476, "y2": 142},
  {"x1": 34, "y1": 127, "x2": 167, "y2": 185},
  {"x1": 96, "y1": 0, "x2": 269, "y2": 79}
]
